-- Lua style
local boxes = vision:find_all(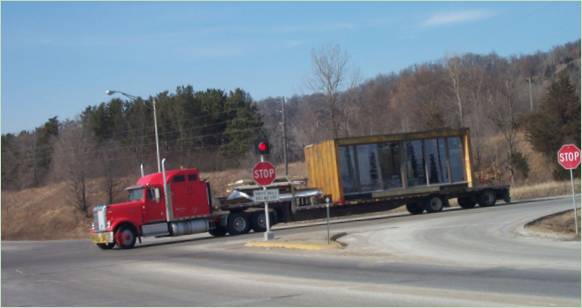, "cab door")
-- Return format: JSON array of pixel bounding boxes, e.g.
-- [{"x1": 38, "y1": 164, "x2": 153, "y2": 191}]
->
[
  {"x1": 142, "y1": 187, "x2": 166, "y2": 224},
  {"x1": 170, "y1": 175, "x2": 196, "y2": 218}
]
